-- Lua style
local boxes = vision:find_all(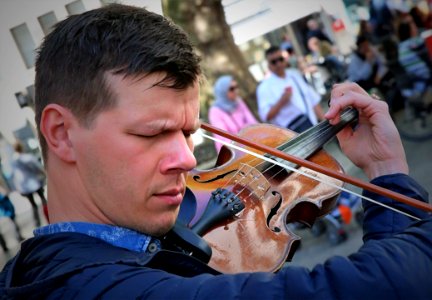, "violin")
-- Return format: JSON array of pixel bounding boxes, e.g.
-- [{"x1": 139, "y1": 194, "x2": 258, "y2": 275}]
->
[
  {"x1": 162, "y1": 107, "x2": 432, "y2": 274},
  {"x1": 180, "y1": 108, "x2": 357, "y2": 273}
]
